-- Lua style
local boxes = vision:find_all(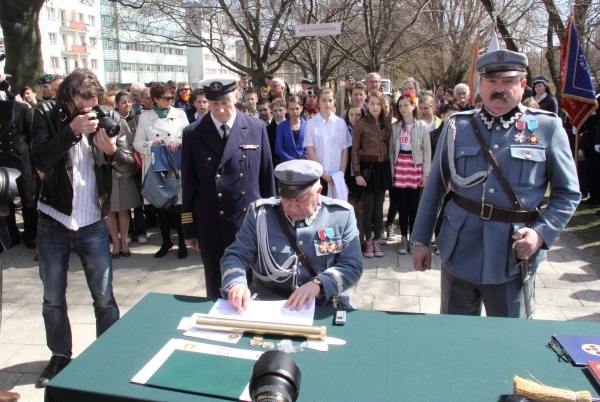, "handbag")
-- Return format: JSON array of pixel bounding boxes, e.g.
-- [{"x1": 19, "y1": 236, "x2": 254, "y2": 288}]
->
[
  {"x1": 140, "y1": 149, "x2": 181, "y2": 209},
  {"x1": 131, "y1": 150, "x2": 142, "y2": 176}
]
